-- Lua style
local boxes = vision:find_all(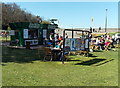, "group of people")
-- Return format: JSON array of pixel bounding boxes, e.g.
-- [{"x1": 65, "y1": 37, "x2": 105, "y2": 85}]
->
[
  {"x1": 44, "y1": 33, "x2": 69, "y2": 61},
  {"x1": 91, "y1": 33, "x2": 115, "y2": 50},
  {"x1": 44, "y1": 33, "x2": 65, "y2": 49}
]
